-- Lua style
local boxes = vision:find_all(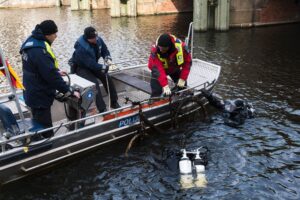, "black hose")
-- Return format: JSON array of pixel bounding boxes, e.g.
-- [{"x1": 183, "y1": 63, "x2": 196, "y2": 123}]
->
[
  {"x1": 139, "y1": 112, "x2": 163, "y2": 134},
  {"x1": 173, "y1": 96, "x2": 206, "y2": 125}
]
